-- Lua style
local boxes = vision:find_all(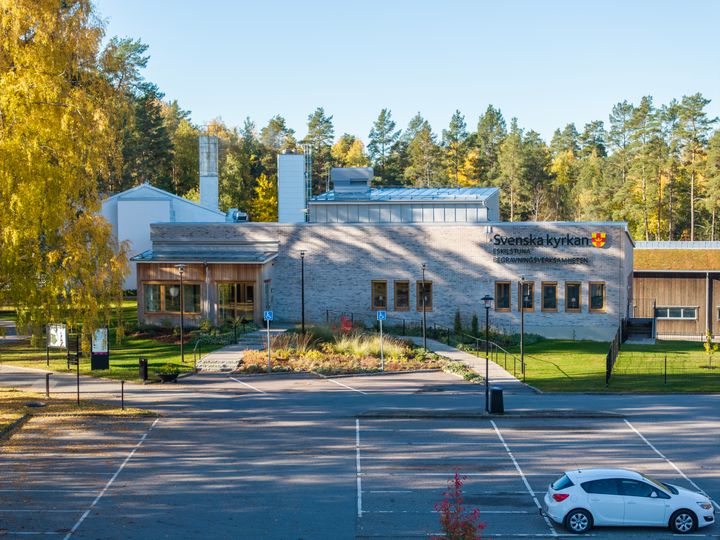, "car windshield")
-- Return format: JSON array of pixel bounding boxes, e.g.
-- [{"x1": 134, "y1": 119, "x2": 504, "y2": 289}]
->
[
  {"x1": 662, "y1": 482, "x2": 679, "y2": 495},
  {"x1": 640, "y1": 473, "x2": 671, "y2": 495}
]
